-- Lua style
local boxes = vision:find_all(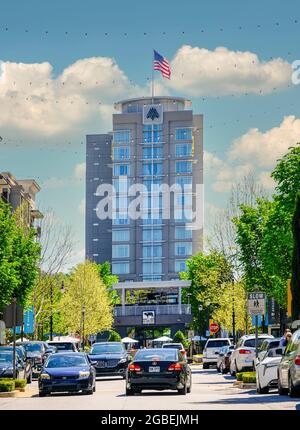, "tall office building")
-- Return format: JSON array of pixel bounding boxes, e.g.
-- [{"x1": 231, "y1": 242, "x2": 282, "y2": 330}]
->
[{"x1": 86, "y1": 96, "x2": 203, "y2": 282}]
